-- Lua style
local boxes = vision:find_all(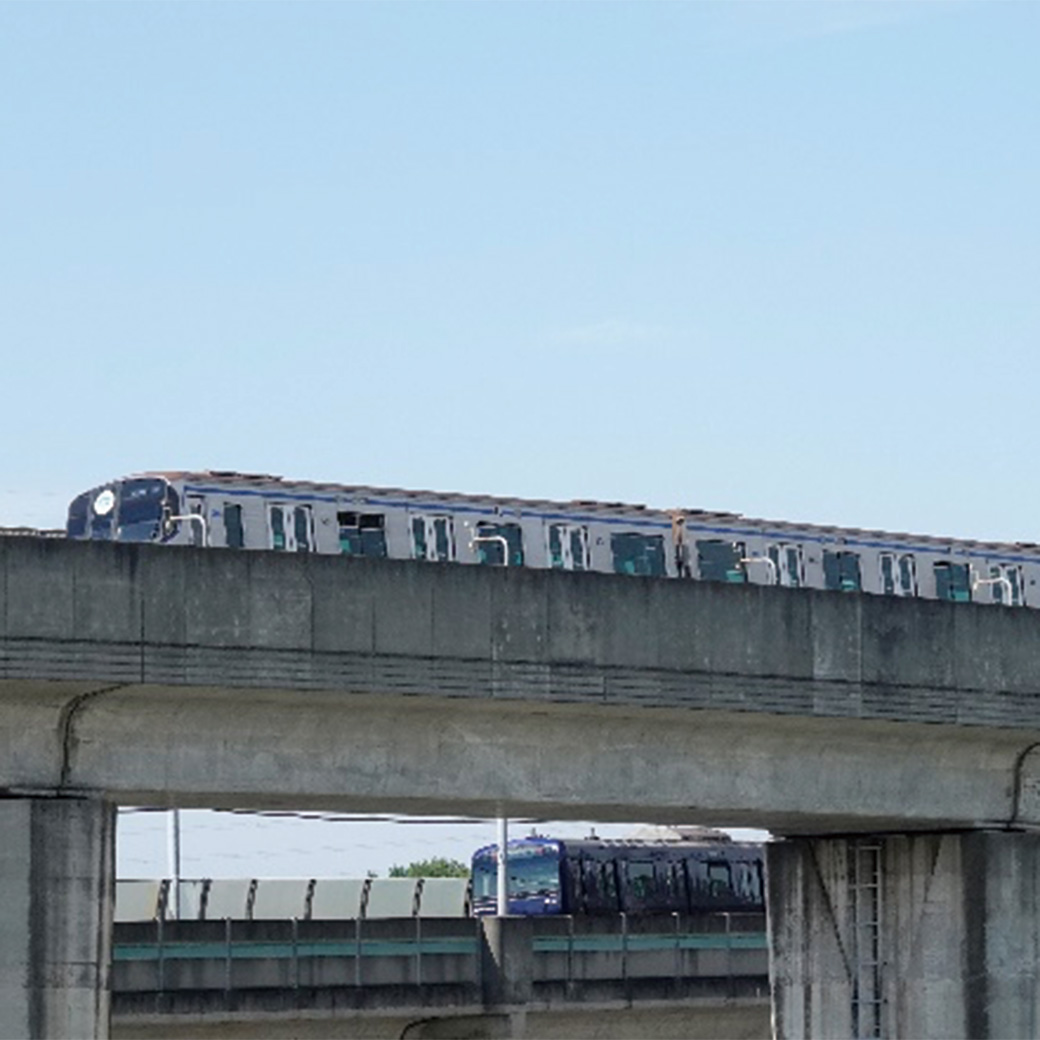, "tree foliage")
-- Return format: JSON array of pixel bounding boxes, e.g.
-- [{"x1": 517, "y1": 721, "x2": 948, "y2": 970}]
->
[{"x1": 387, "y1": 857, "x2": 470, "y2": 878}]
